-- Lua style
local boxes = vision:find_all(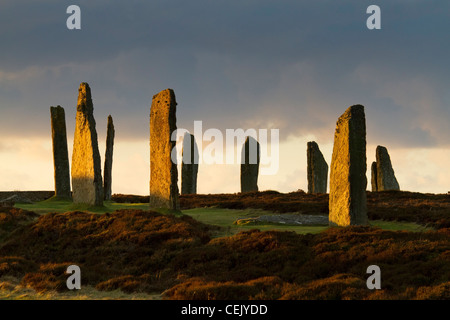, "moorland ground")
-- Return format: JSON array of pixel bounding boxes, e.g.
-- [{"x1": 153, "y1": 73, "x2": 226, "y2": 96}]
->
[{"x1": 0, "y1": 190, "x2": 449, "y2": 300}]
